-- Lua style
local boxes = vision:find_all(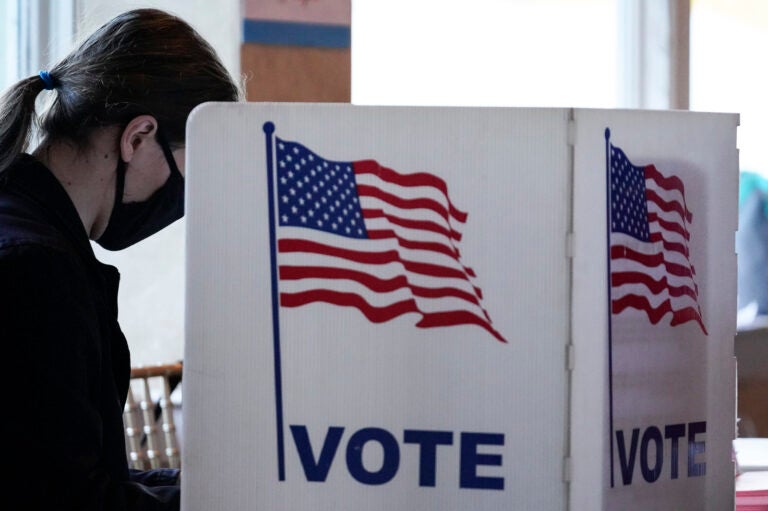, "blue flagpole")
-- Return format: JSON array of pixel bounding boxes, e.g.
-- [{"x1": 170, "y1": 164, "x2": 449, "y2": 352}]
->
[
  {"x1": 263, "y1": 121, "x2": 286, "y2": 481},
  {"x1": 605, "y1": 127, "x2": 615, "y2": 488}
]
